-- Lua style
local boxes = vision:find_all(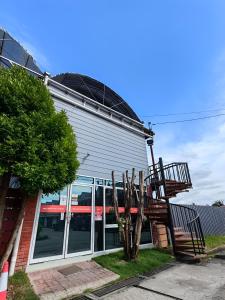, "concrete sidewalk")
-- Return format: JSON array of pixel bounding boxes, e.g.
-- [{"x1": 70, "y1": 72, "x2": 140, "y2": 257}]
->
[
  {"x1": 28, "y1": 260, "x2": 119, "y2": 300},
  {"x1": 103, "y1": 258, "x2": 225, "y2": 300}
]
